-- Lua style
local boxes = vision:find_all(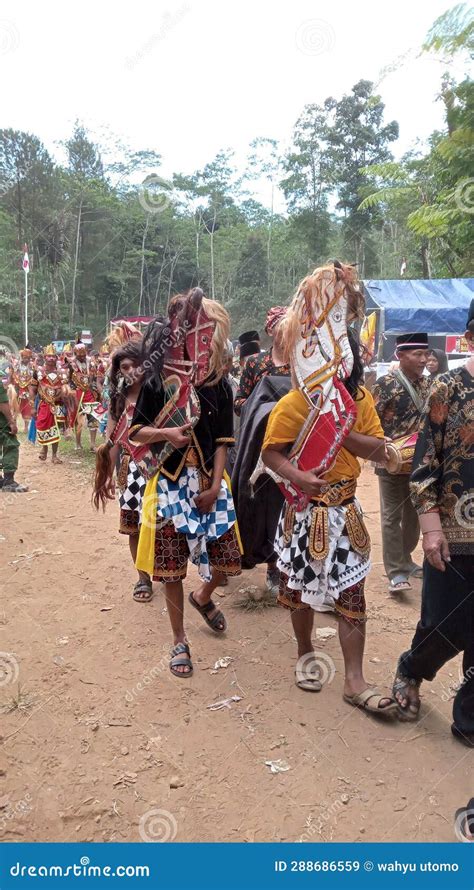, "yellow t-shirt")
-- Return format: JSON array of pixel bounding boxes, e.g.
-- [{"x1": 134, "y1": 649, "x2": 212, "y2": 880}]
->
[{"x1": 262, "y1": 386, "x2": 384, "y2": 483}]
